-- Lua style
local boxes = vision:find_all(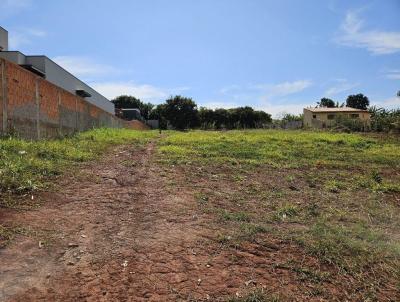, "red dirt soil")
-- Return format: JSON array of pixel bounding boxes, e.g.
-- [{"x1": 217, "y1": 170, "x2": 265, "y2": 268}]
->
[{"x1": 0, "y1": 142, "x2": 396, "y2": 301}]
